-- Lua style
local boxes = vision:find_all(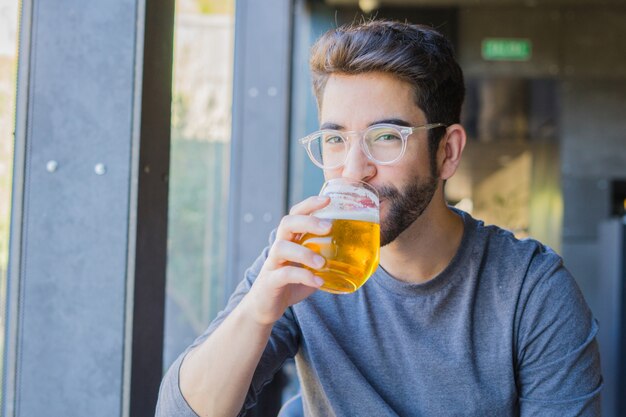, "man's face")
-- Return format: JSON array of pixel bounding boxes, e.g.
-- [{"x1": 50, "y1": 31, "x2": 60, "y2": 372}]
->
[{"x1": 319, "y1": 72, "x2": 441, "y2": 246}]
